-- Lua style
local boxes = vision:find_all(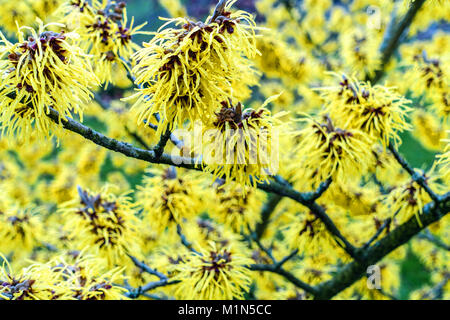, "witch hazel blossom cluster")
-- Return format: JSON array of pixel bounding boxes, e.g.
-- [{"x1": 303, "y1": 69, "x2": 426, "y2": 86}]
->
[{"x1": 0, "y1": 0, "x2": 448, "y2": 301}]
